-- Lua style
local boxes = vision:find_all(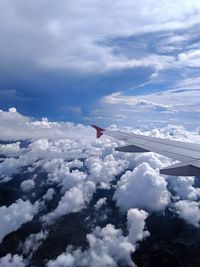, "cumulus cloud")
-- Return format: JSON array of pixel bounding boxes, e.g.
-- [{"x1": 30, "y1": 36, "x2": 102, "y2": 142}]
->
[
  {"x1": 0, "y1": 157, "x2": 25, "y2": 182},
  {"x1": 86, "y1": 154, "x2": 128, "y2": 184},
  {"x1": 1, "y1": 109, "x2": 200, "y2": 264},
  {"x1": 0, "y1": 142, "x2": 21, "y2": 157},
  {"x1": 47, "y1": 209, "x2": 149, "y2": 267},
  {"x1": 20, "y1": 179, "x2": 35, "y2": 192},
  {"x1": 174, "y1": 200, "x2": 200, "y2": 227},
  {"x1": 94, "y1": 197, "x2": 107, "y2": 210},
  {"x1": 47, "y1": 224, "x2": 135, "y2": 267},
  {"x1": 168, "y1": 176, "x2": 200, "y2": 201},
  {"x1": 113, "y1": 162, "x2": 170, "y2": 212},
  {"x1": 0, "y1": 199, "x2": 39, "y2": 243},
  {"x1": 46, "y1": 165, "x2": 87, "y2": 193},
  {"x1": 42, "y1": 188, "x2": 55, "y2": 202},
  {"x1": 127, "y1": 208, "x2": 149, "y2": 244},
  {"x1": 0, "y1": 109, "x2": 97, "y2": 182},
  {"x1": 47, "y1": 253, "x2": 75, "y2": 267},
  {"x1": 0, "y1": 253, "x2": 25, "y2": 267},
  {"x1": 42, "y1": 187, "x2": 84, "y2": 223}
]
